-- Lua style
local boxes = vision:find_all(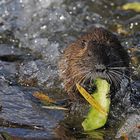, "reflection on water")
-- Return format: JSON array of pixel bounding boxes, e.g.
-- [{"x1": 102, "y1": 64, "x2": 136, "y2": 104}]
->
[{"x1": 0, "y1": 0, "x2": 140, "y2": 139}]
